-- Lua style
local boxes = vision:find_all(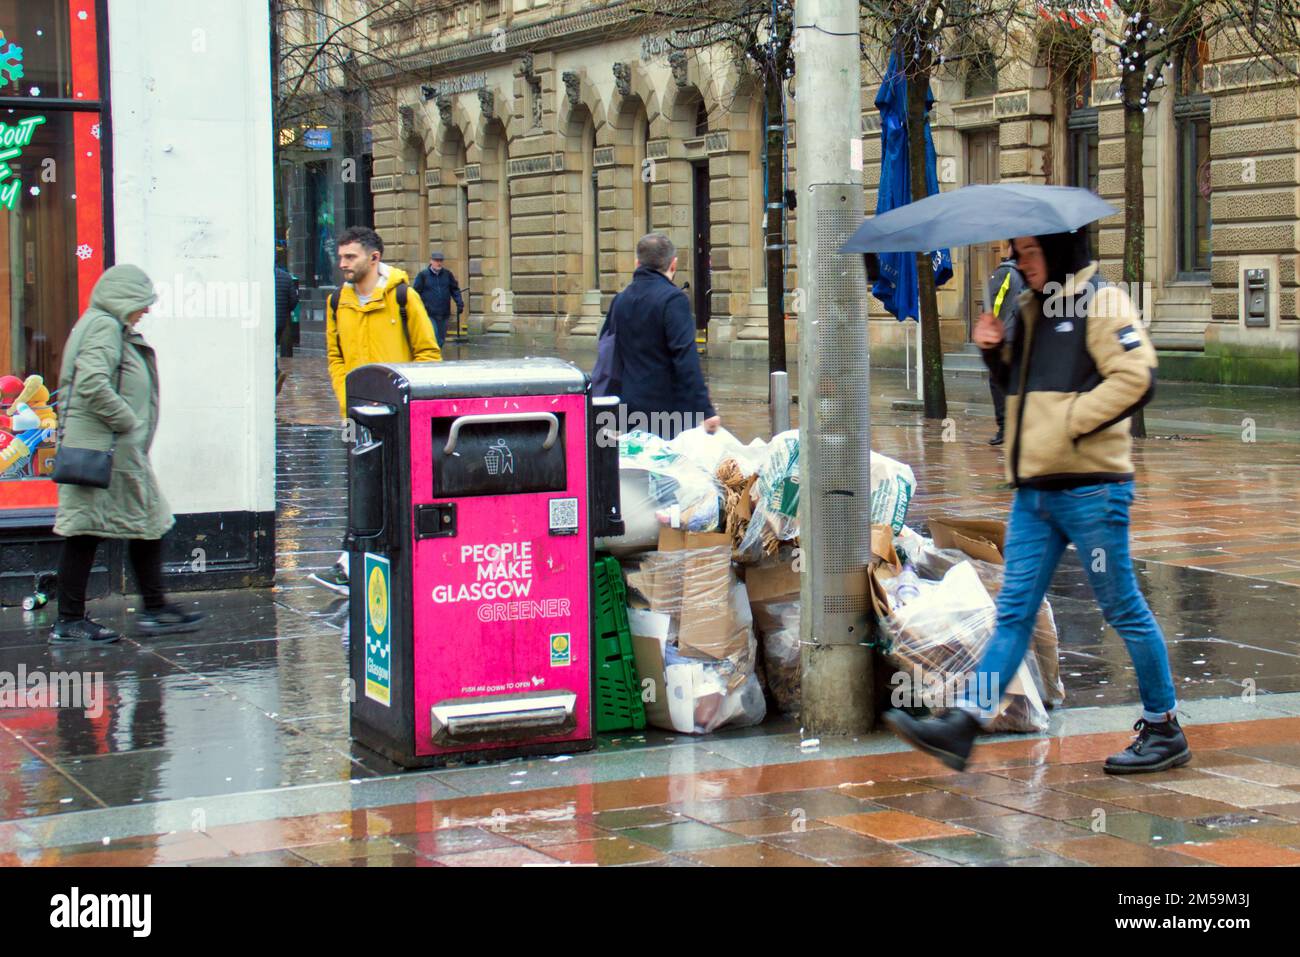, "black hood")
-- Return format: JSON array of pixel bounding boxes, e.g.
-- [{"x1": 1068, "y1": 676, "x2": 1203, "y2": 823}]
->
[{"x1": 1035, "y1": 229, "x2": 1092, "y2": 289}]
